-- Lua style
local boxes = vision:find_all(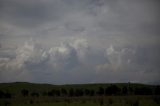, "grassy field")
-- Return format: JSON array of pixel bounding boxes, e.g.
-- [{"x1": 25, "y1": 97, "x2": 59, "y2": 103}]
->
[
  {"x1": 1, "y1": 96, "x2": 160, "y2": 106},
  {"x1": 0, "y1": 82, "x2": 160, "y2": 106}
]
